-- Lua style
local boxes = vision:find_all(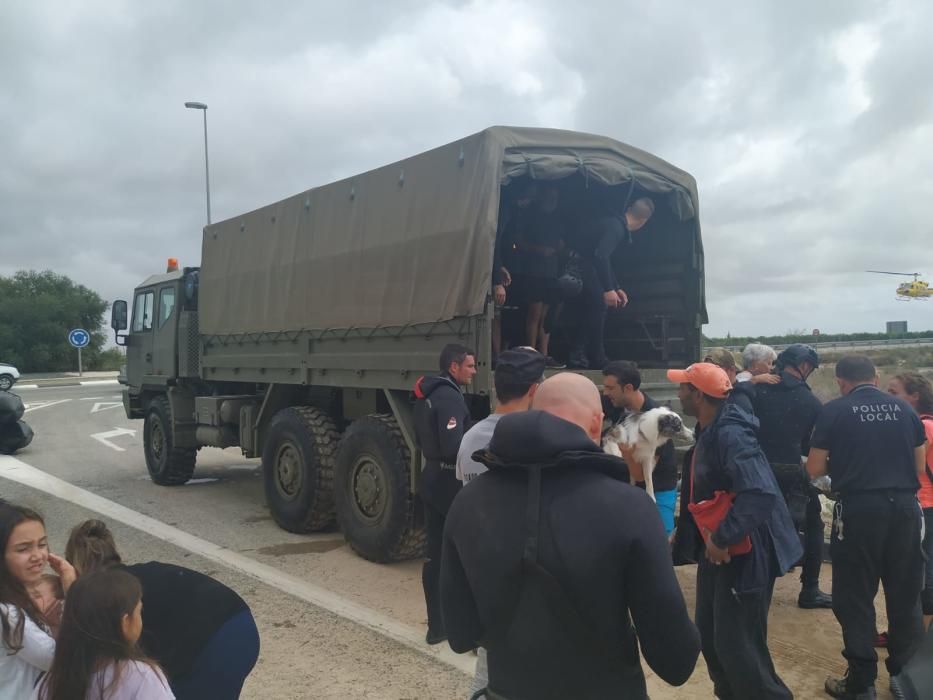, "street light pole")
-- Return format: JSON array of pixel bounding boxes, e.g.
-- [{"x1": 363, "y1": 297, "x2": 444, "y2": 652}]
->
[{"x1": 184, "y1": 101, "x2": 211, "y2": 225}]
